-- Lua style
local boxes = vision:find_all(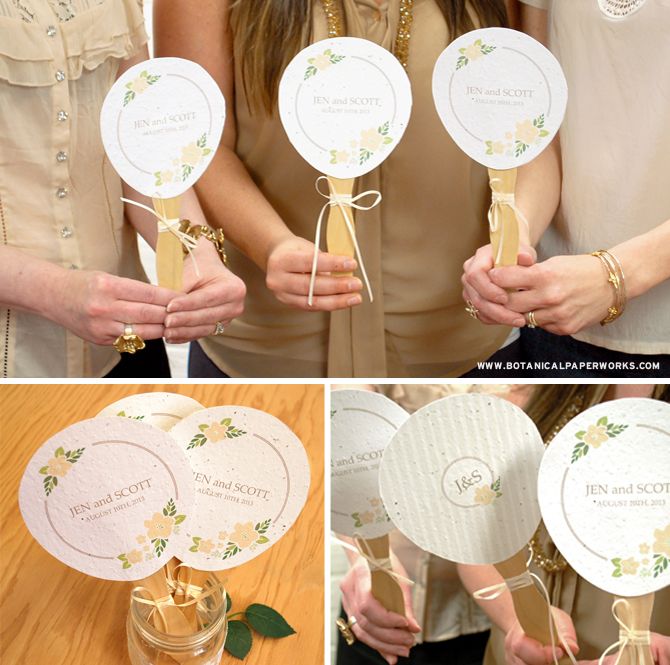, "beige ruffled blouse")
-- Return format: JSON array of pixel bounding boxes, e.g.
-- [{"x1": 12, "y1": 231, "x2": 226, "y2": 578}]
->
[
  {"x1": 0, "y1": 0, "x2": 148, "y2": 377},
  {"x1": 198, "y1": 0, "x2": 510, "y2": 378}
]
